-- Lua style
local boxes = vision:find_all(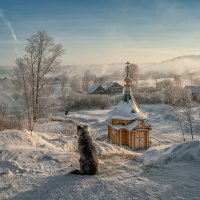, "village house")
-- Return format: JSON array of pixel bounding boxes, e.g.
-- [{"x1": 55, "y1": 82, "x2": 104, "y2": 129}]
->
[
  {"x1": 185, "y1": 86, "x2": 200, "y2": 102},
  {"x1": 88, "y1": 82, "x2": 123, "y2": 95},
  {"x1": 106, "y1": 82, "x2": 123, "y2": 95},
  {"x1": 107, "y1": 62, "x2": 151, "y2": 149},
  {"x1": 87, "y1": 83, "x2": 106, "y2": 94}
]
